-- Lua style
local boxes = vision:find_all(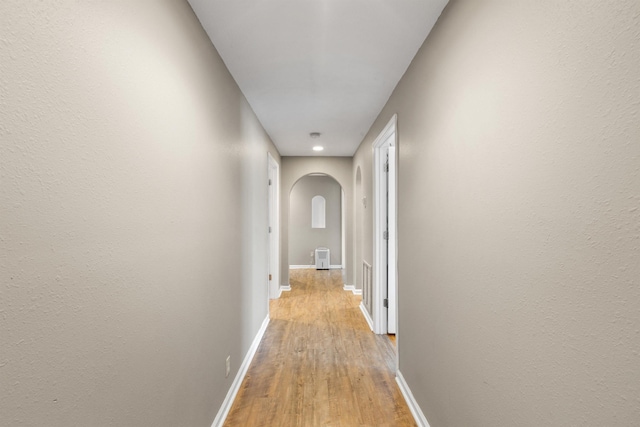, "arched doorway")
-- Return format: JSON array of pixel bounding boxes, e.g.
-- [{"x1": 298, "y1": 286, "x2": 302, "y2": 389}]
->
[{"x1": 288, "y1": 174, "x2": 343, "y2": 270}]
